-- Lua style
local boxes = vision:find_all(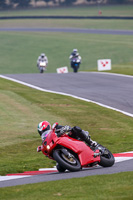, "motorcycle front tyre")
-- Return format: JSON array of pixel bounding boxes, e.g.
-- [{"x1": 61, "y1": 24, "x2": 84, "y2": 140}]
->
[
  {"x1": 39, "y1": 67, "x2": 44, "y2": 73},
  {"x1": 73, "y1": 65, "x2": 79, "y2": 73},
  {"x1": 40, "y1": 69, "x2": 43, "y2": 73},
  {"x1": 53, "y1": 149, "x2": 81, "y2": 172},
  {"x1": 56, "y1": 163, "x2": 66, "y2": 173}
]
